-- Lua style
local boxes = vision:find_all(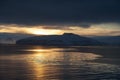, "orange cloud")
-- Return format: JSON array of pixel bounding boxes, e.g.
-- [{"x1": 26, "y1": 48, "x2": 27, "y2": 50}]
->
[{"x1": 0, "y1": 23, "x2": 120, "y2": 36}]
